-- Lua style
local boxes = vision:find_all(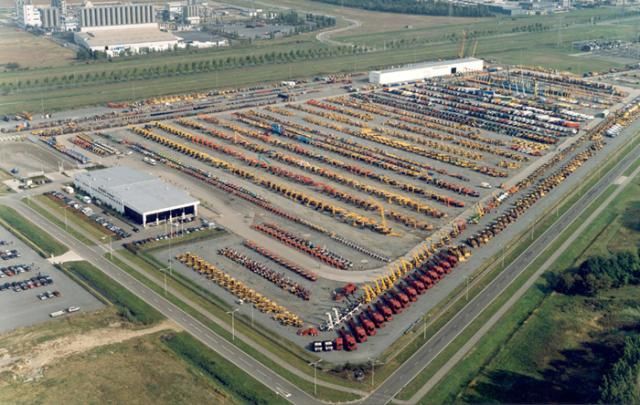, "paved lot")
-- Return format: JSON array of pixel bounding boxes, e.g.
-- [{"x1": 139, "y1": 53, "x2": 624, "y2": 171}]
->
[{"x1": 0, "y1": 225, "x2": 103, "y2": 334}]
